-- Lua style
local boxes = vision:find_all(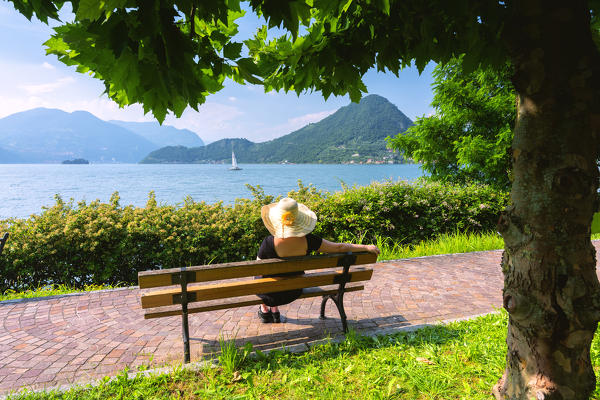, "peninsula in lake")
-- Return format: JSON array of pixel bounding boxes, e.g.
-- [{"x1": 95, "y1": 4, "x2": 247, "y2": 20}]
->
[{"x1": 140, "y1": 95, "x2": 413, "y2": 164}]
